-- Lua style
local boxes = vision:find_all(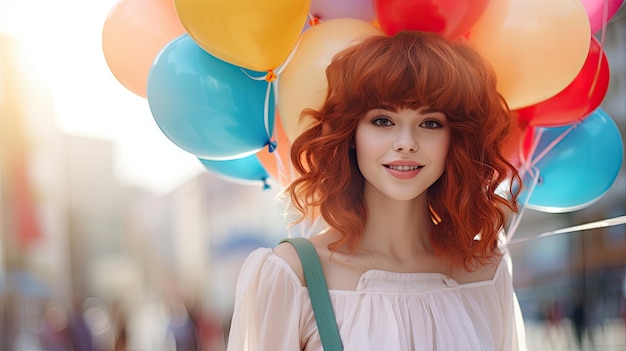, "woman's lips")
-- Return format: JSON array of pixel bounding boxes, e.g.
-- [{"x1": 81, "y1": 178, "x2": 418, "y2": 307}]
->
[{"x1": 383, "y1": 162, "x2": 424, "y2": 179}]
